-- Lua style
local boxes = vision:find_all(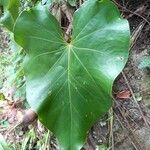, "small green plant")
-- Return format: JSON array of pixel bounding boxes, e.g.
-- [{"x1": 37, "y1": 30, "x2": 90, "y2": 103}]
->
[
  {"x1": 0, "y1": 134, "x2": 10, "y2": 150},
  {"x1": 138, "y1": 56, "x2": 150, "y2": 69},
  {"x1": 0, "y1": 0, "x2": 130, "y2": 149}
]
